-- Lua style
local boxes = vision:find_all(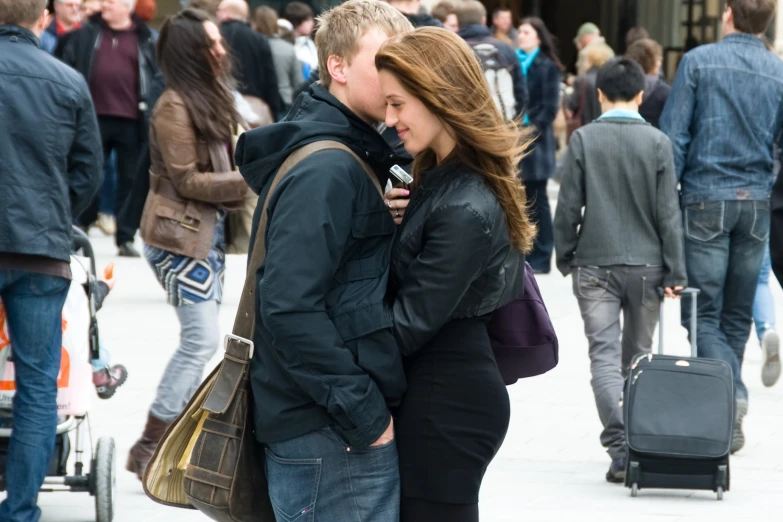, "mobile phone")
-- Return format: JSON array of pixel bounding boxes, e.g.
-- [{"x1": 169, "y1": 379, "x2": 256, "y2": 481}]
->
[{"x1": 389, "y1": 164, "x2": 413, "y2": 187}]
